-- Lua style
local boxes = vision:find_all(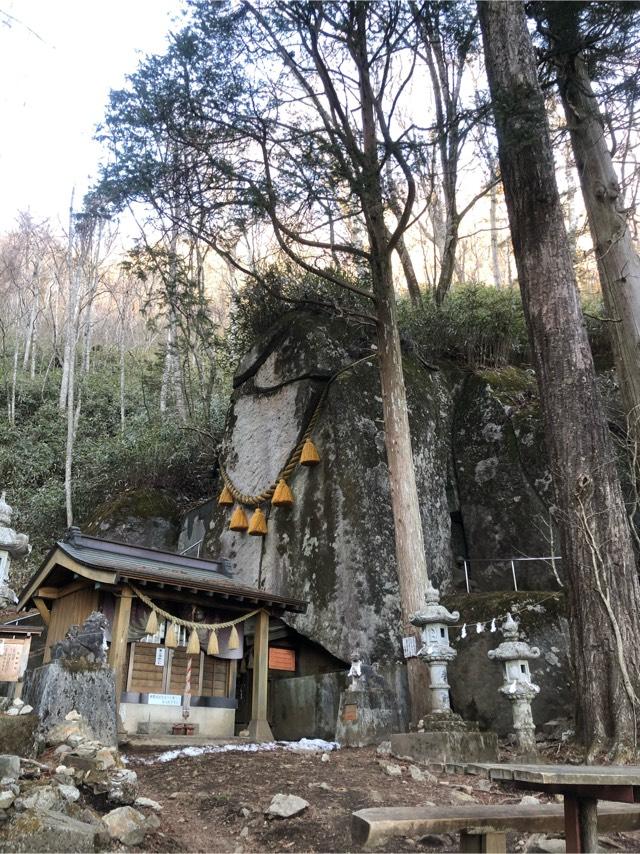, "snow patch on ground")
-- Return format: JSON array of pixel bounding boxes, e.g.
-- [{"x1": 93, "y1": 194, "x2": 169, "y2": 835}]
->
[{"x1": 127, "y1": 738, "x2": 340, "y2": 765}]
